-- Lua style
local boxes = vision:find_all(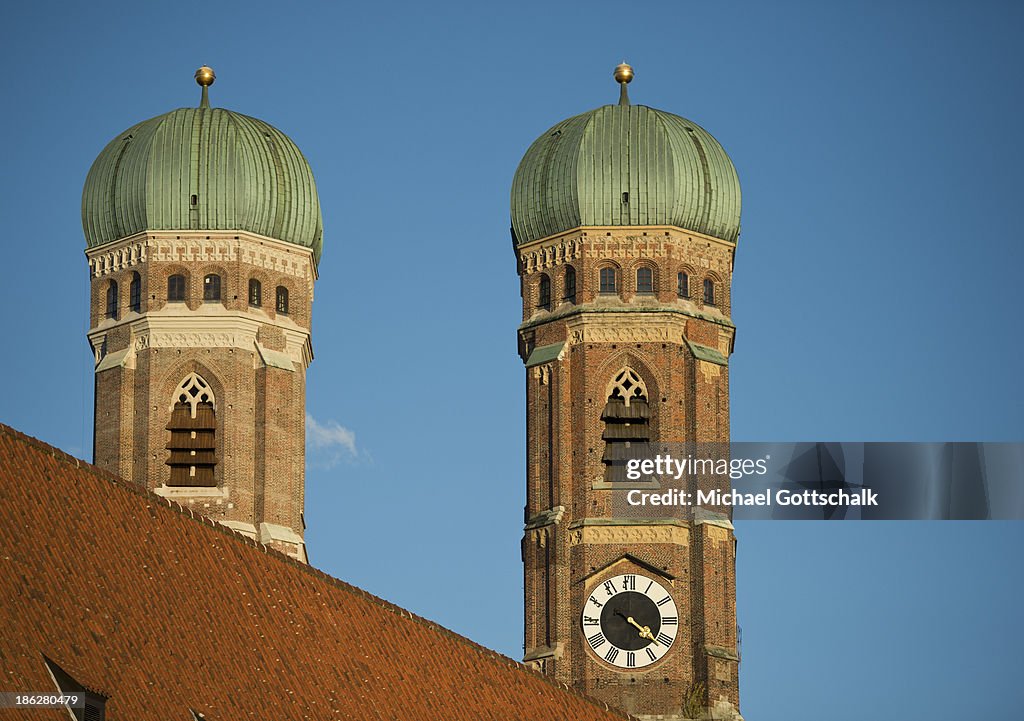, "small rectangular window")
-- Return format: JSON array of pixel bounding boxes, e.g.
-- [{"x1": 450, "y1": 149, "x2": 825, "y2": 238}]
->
[
  {"x1": 600, "y1": 267, "x2": 617, "y2": 294},
  {"x1": 564, "y1": 266, "x2": 577, "y2": 302},
  {"x1": 105, "y1": 281, "x2": 119, "y2": 319},
  {"x1": 203, "y1": 274, "x2": 221, "y2": 301},
  {"x1": 636, "y1": 267, "x2": 654, "y2": 294},
  {"x1": 129, "y1": 274, "x2": 141, "y2": 312},
  {"x1": 677, "y1": 272, "x2": 689, "y2": 298},
  {"x1": 168, "y1": 274, "x2": 186, "y2": 302},
  {"x1": 703, "y1": 278, "x2": 716, "y2": 306},
  {"x1": 538, "y1": 275, "x2": 551, "y2": 309},
  {"x1": 249, "y1": 278, "x2": 262, "y2": 307}
]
